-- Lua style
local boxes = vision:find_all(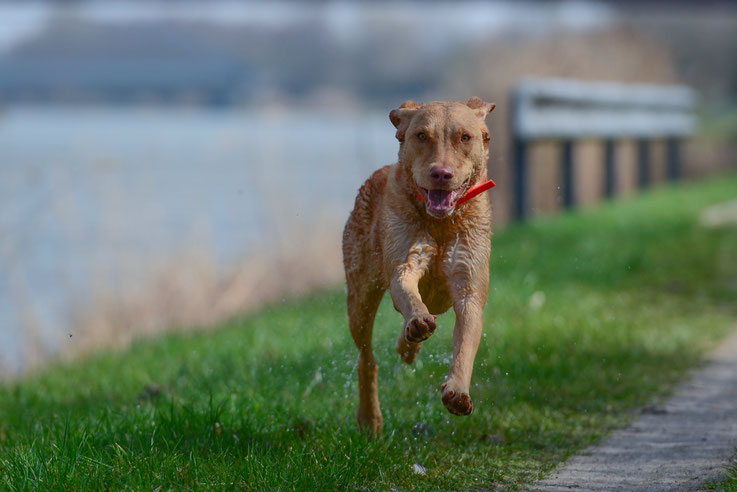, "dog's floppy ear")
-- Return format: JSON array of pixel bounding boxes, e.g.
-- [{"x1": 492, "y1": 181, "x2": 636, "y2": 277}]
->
[
  {"x1": 389, "y1": 100, "x2": 421, "y2": 142},
  {"x1": 467, "y1": 97, "x2": 495, "y2": 144},
  {"x1": 466, "y1": 97, "x2": 496, "y2": 122}
]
